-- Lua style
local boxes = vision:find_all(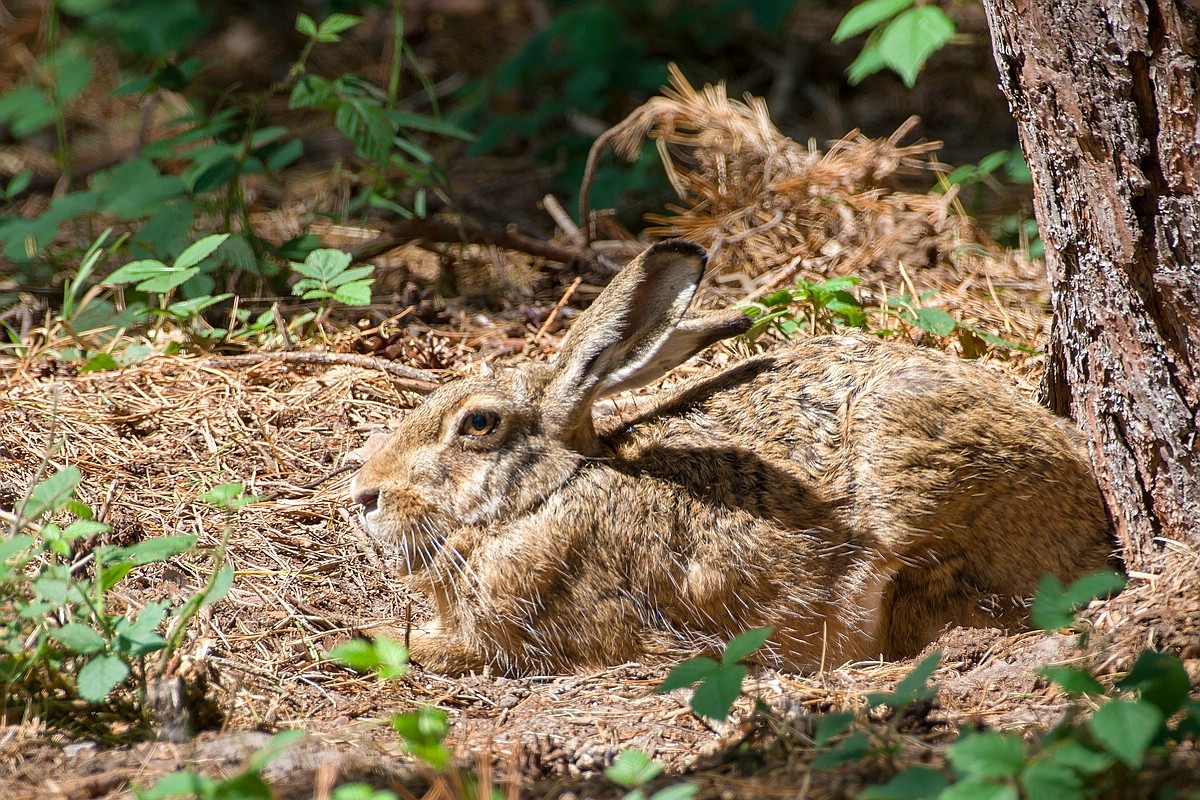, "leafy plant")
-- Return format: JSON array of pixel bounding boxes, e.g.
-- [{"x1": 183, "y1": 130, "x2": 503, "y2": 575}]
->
[
  {"x1": 465, "y1": 0, "x2": 794, "y2": 219},
  {"x1": 833, "y1": 0, "x2": 957, "y2": 86},
  {"x1": 135, "y1": 729, "x2": 304, "y2": 800},
  {"x1": 794, "y1": 569, "x2": 1197, "y2": 800},
  {"x1": 605, "y1": 749, "x2": 698, "y2": 800},
  {"x1": 290, "y1": 248, "x2": 375, "y2": 311},
  {"x1": 330, "y1": 785, "x2": 402, "y2": 800},
  {"x1": 327, "y1": 637, "x2": 454, "y2": 771},
  {"x1": 288, "y1": 12, "x2": 472, "y2": 219},
  {"x1": 391, "y1": 706, "x2": 453, "y2": 771},
  {"x1": 743, "y1": 276, "x2": 868, "y2": 338},
  {"x1": 0, "y1": 468, "x2": 245, "y2": 709},
  {"x1": 102, "y1": 232, "x2": 234, "y2": 338},
  {"x1": 1030, "y1": 571, "x2": 1126, "y2": 634},
  {"x1": 328, "y1": 636, "x2": 410, "y2": 682},
  {"x1": 0, "y1": 4, "x2": 463, "y2": 315},
  {"x1": 883, "y1": 289, "x2": 1034, "y2": 354},
  {"x1": 657, "y1": 626, "x2": 773, "y2": 721}
]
